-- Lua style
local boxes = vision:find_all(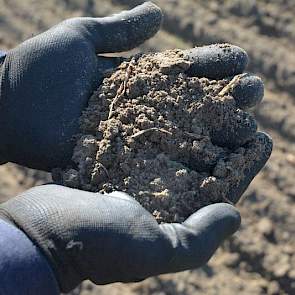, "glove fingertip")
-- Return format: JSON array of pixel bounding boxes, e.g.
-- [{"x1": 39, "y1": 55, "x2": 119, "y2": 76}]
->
[
  {"x1": 185, "y1": 44, "x2": 248, "y2": 79},
  {"x1": 215, "y1": 203, "x2": 241, "y2": 236},
  {"x1": 129, "y1": 1, "x2": 163, "y2": 45},
  {"x1": 232, "y1": 75, "x2": 264, "y2": 109},
  {"x1": 184, "y1": 203, "x2": 241, "y2": 238},
  {"x1": 98, "y1": 2, "x2": 163, "y2": 53}
]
